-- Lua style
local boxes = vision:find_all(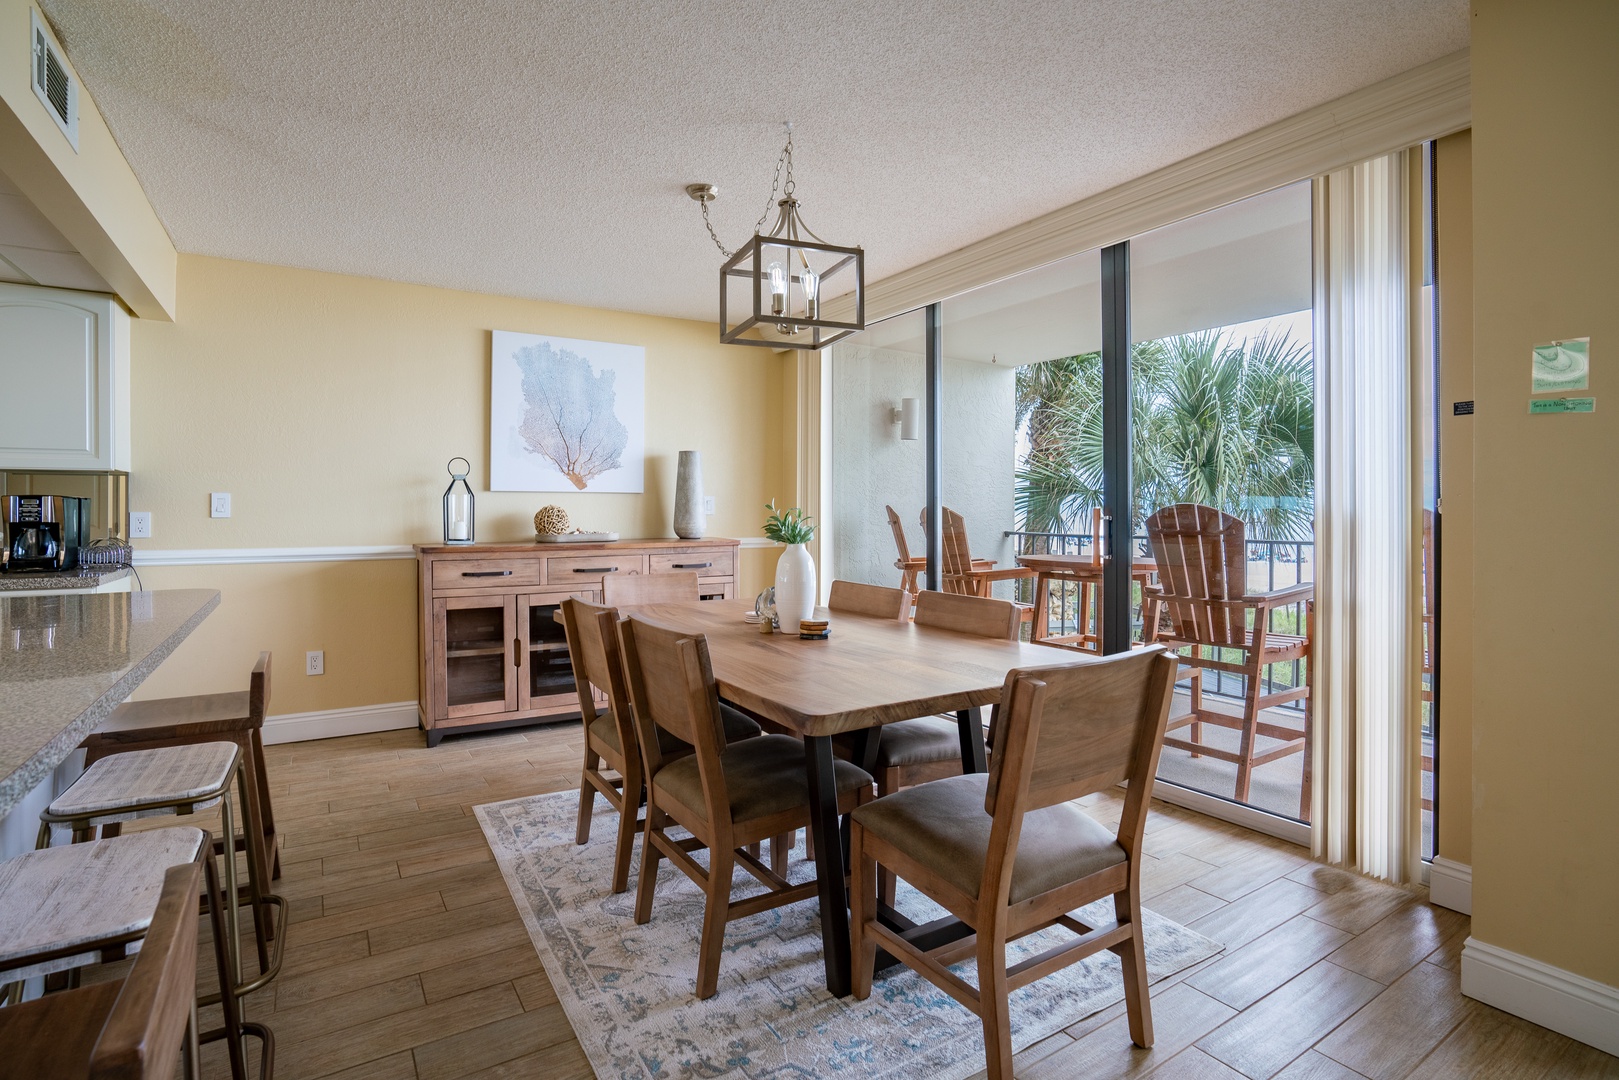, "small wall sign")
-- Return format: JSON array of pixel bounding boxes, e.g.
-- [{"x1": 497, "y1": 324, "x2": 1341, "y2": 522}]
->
[
  {"x1": 1529, "y1": 397, "x2": 1595, "y2": 415},
  {"x1": 1531, "y1": 338, "x2": 1590, "y2": 393},
  {"x1": 1453, "y1": 401, "x2": 1474, "y2": 416}
]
